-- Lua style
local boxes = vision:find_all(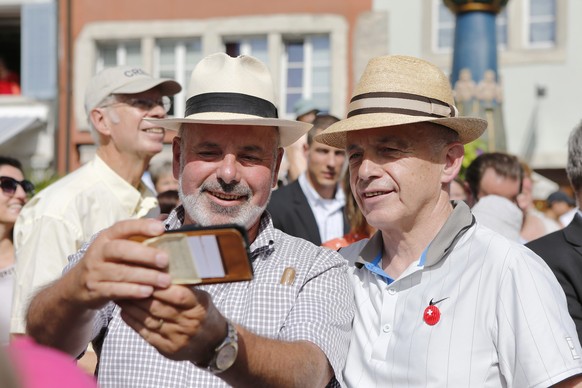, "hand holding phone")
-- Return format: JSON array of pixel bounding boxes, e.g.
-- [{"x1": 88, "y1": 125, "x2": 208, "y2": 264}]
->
[{"x1": 131, "y1": 224, "x2": 253, "y2": 285}]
